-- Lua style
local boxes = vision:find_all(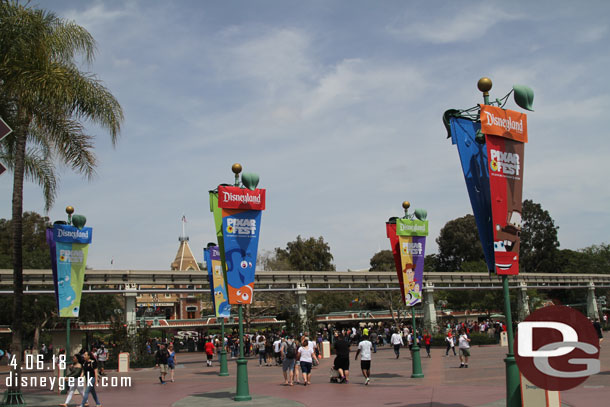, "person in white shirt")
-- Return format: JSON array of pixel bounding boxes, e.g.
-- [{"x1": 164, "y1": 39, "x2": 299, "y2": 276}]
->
[
  {"x1": 273, "y1": 337, "x2": 282, "y2": 366},
  {"x1": 297, "y1": 339, "x2": 318, "y2": 386},
  {"x1": 355, "y1": 335, "x2": 373, "y2": 385},
  {"x1": 458, "y1": 329, "x2": 471, "y2": 368},
  {"x1": 390, "y1": 330, "x2": 404, "y2": 359}
]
